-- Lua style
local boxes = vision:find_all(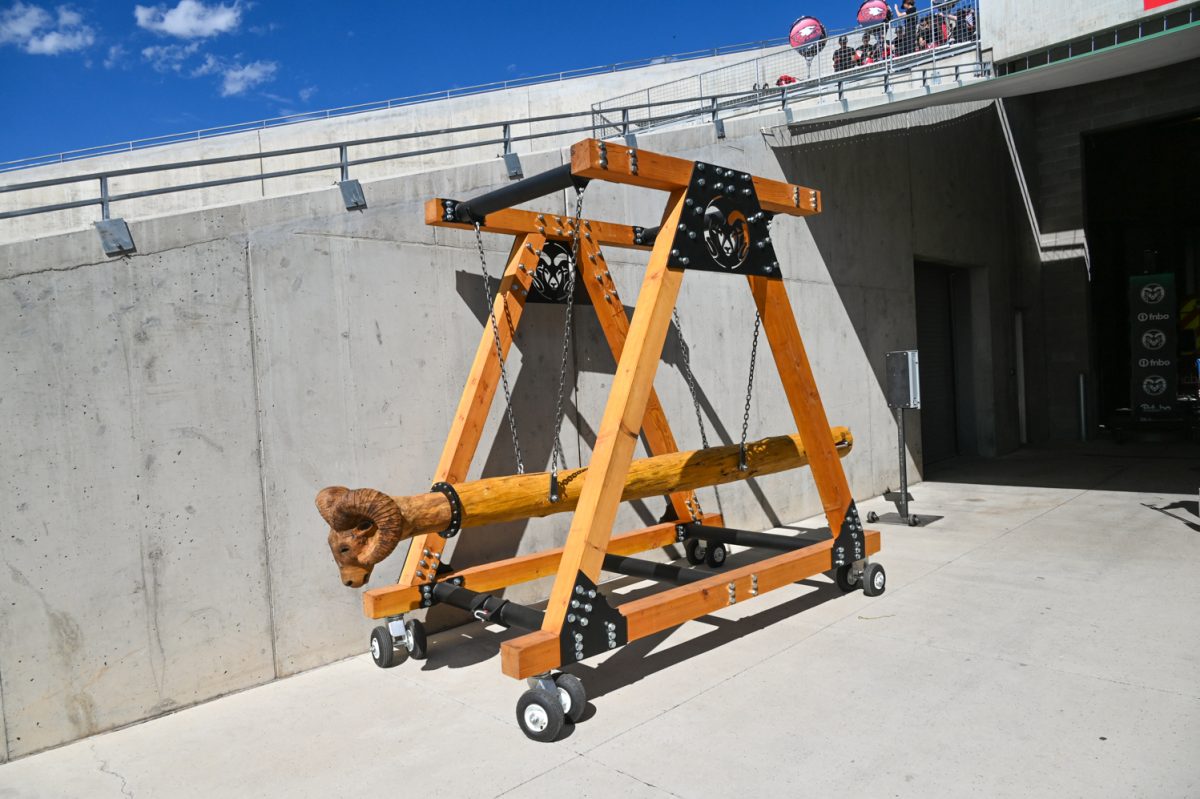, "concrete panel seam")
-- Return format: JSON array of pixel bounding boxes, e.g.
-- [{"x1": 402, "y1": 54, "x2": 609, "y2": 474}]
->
[
  {"x1": 244, "y1": 238, "x2": 282, "y2": 679},
  {"x1": 0, "y1": 655, "x2": 8, "y2": 763}
]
